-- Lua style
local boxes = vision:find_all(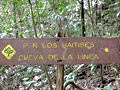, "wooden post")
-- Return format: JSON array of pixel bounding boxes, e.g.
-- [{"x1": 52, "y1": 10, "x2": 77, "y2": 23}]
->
[
  {"x1": 56, "y1": 31, "x2": 65, "y2": 90},
  {"x1": 56, "y1": 65, "x2": 64, "y2": 90}
]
